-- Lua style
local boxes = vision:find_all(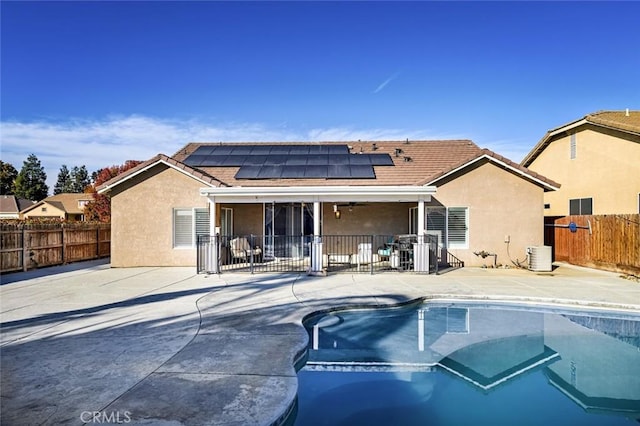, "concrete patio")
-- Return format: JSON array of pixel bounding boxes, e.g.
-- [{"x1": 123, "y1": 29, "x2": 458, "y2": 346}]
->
[{"x1": 1, "y1": 261, "x2": 639, "y2": 425}]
